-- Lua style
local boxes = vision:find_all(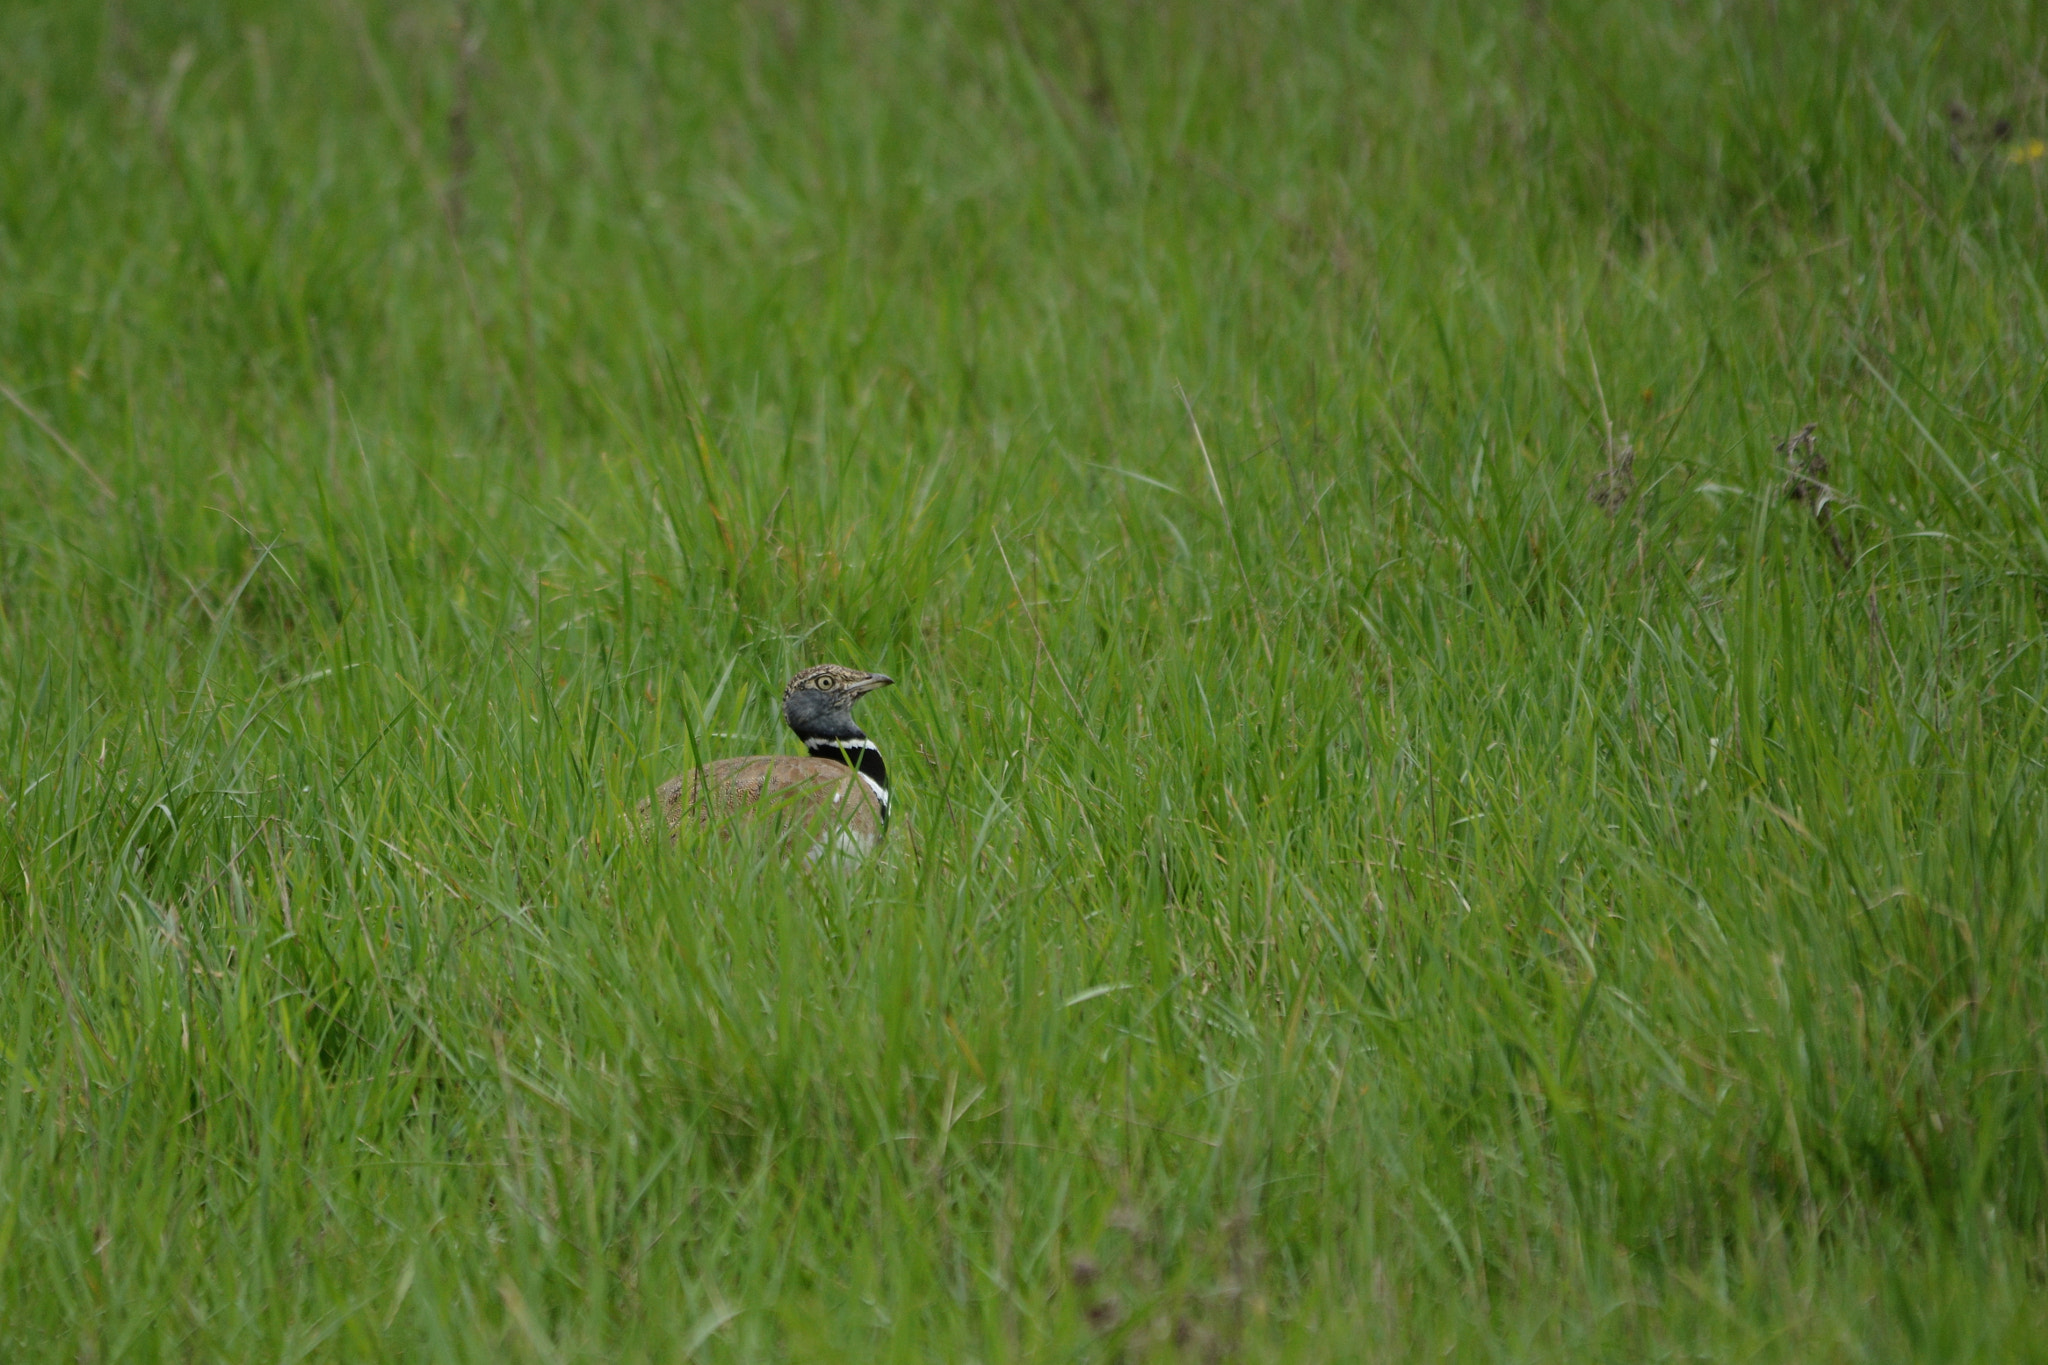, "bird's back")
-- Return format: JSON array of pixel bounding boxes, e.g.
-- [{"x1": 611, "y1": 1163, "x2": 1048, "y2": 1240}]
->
[{"x1": 656, "y1": 753, "x2": 886, "y2": 857}]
